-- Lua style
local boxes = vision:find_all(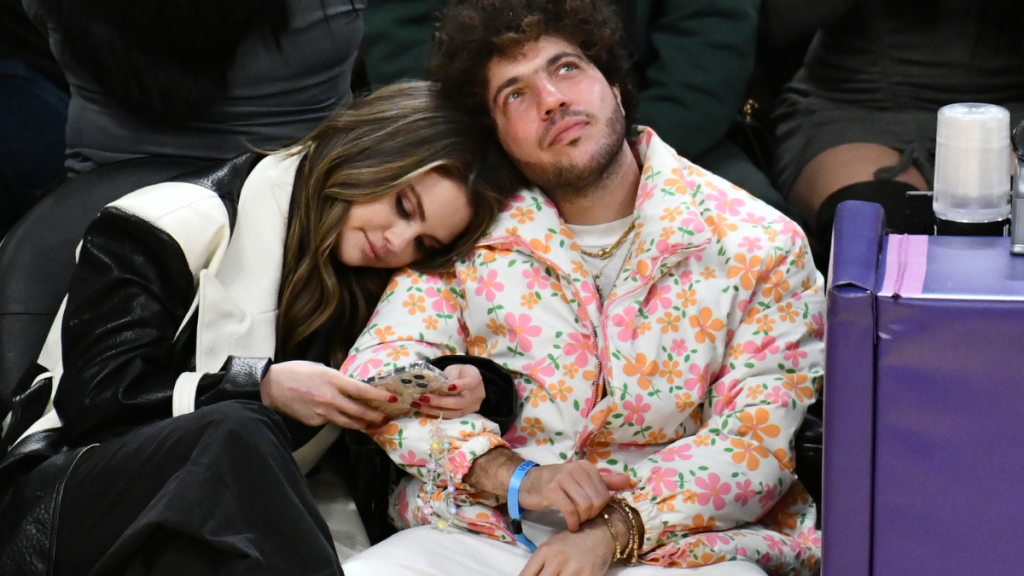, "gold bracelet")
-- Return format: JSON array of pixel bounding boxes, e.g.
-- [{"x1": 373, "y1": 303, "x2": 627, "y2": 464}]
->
[
  {"x1": 601, "y1": 512, "x2": 624, "y2": 561},
  {"x1": 609, "y1": 496, "x2": 645, "y2": 565}
]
